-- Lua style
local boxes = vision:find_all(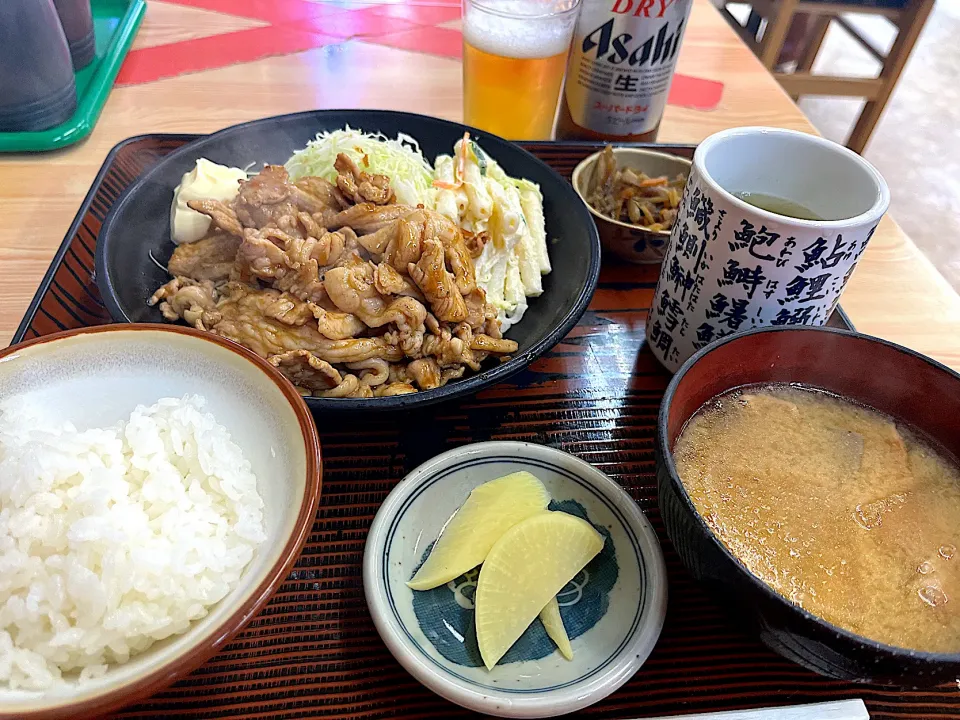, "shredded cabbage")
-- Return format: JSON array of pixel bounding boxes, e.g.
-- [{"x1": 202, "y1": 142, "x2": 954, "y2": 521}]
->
[{"x1": 284, "y1": 126, "x2": 436, "y2": 208}]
